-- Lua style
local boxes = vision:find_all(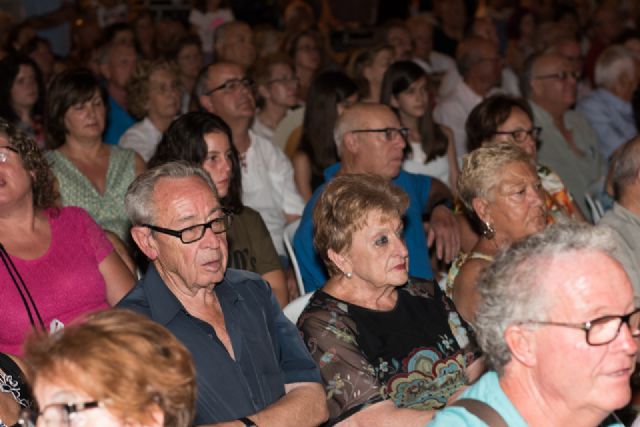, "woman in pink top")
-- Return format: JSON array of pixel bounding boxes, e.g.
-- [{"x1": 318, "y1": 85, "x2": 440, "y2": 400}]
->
[{"x1": 0, "y1": 118, "x2": 135, "y2": 355}]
